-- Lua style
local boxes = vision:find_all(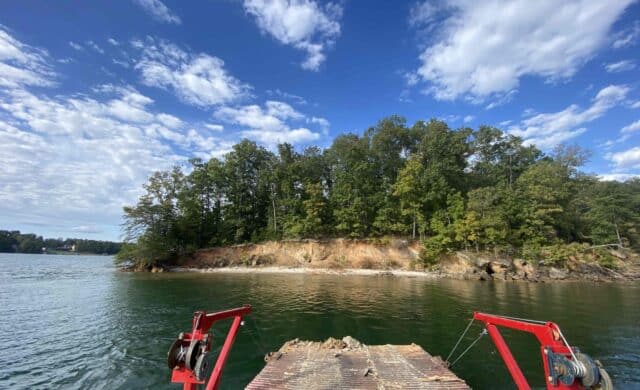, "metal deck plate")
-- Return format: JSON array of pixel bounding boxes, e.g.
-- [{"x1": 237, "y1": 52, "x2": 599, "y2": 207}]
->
[{"x1": 246, "y1": 339, "x2": 470, "y2": 389}]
